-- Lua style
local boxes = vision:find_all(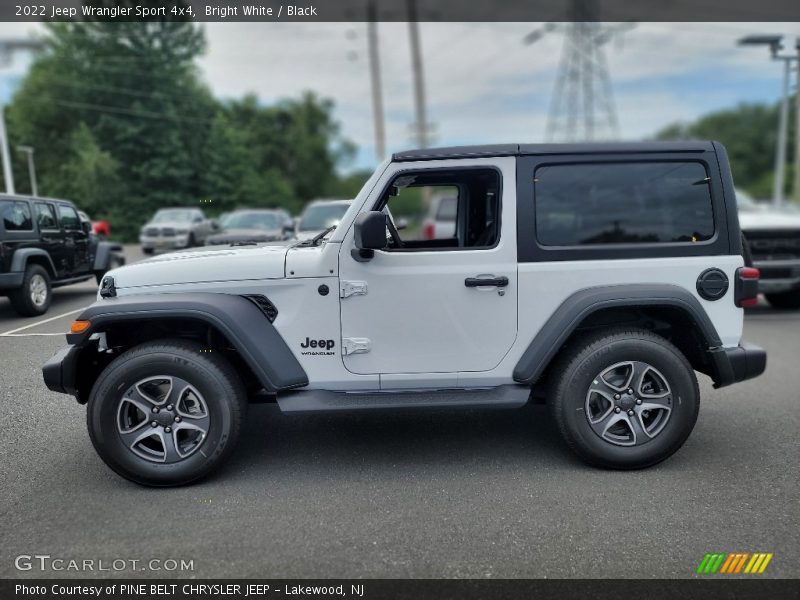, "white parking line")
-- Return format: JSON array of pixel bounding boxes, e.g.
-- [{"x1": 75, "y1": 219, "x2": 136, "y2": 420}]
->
[
  {"x1": 0, "y1": 332, "x2": 69, "y2": 337},
  {"x1": 0, "y1": 307, "x2": 86, "y2": 337}
]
